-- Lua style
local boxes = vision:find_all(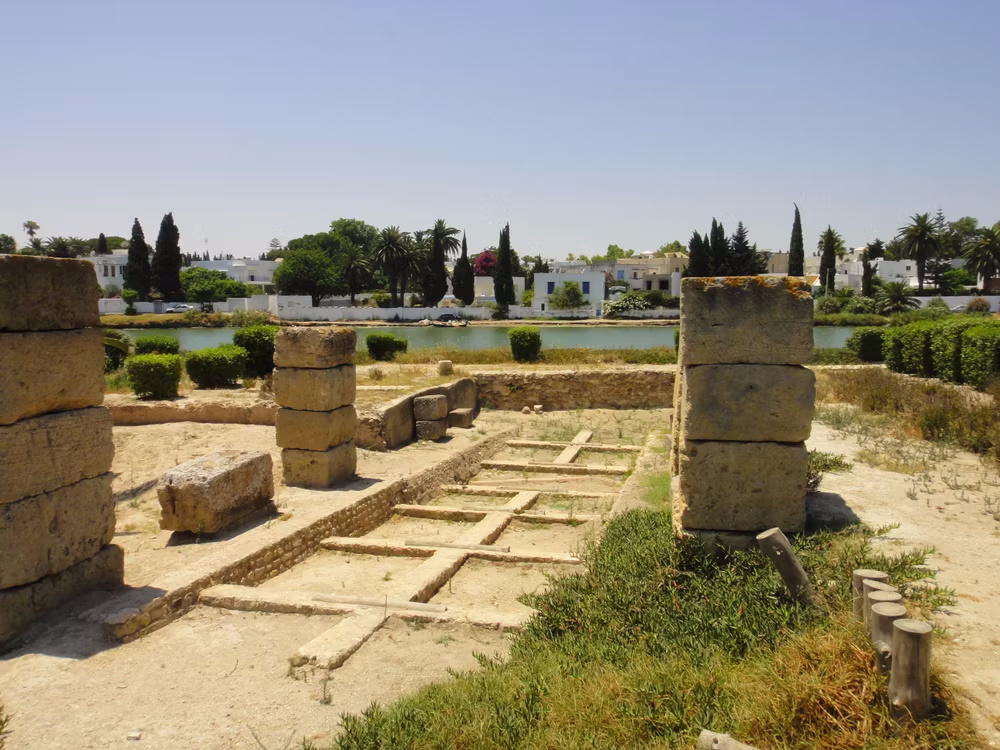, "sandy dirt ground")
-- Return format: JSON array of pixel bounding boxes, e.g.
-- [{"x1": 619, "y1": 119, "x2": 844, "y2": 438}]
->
[
  {"x1": 431, "y1": 560, "x2": 576, "y2": 616},
  {"x1": 497, "y1": 519, "x2": 598, "y2": 557},
  {"x1": 809, "y1": 422, "x2": 1000, "y2": 744}
]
